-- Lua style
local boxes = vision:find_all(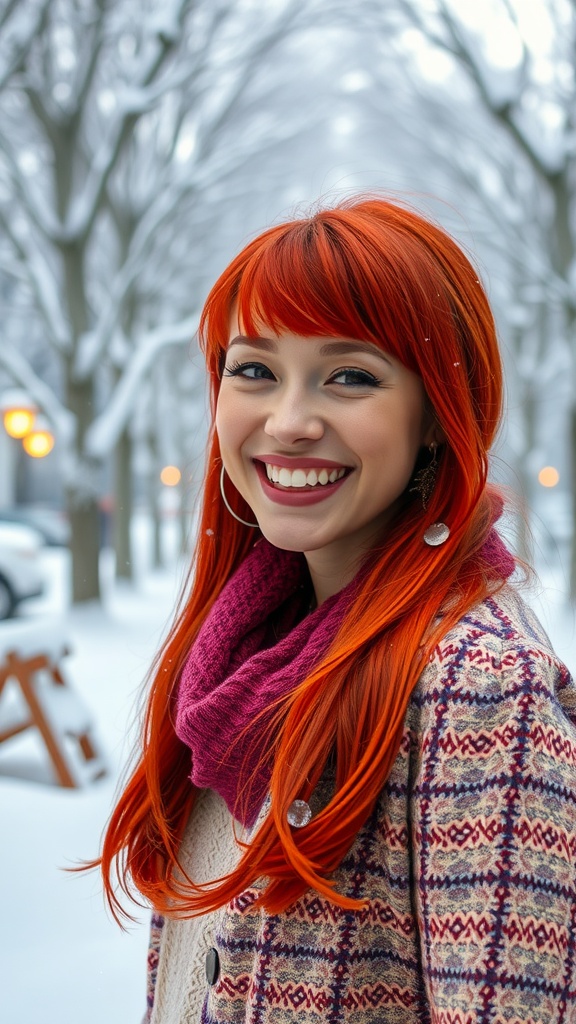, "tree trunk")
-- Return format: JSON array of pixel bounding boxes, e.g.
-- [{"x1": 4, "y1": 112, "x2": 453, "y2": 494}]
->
[
  {"x1": 565, "y1": 403, "x2": 569, "y2": 598},
  {"x1": 551, "y1": 177, "x2": 576, "y2": 602},
  {"x1": 68, "y1": 493, "x2": 101, "y2": 603},
  {"x1": 66, "y1": 374, "x2": 101, "y2": 603},
  {"x1": 114, "y1": 427, "x2": 133, "y2": 580},
  {"x1": 148, "y1": 467, "x2": 163, "y2": 569},
  {"x1": 515, "y1": 383, "x2": 536, "y2": 565}
]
